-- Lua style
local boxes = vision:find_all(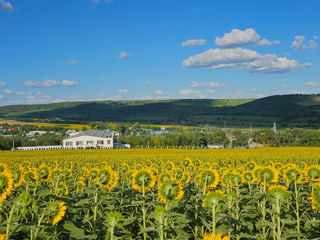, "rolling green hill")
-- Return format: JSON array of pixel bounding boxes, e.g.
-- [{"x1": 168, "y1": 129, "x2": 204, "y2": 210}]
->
[{"x1": 1, "y1": 94, "x2": 320, "y2": 128}]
